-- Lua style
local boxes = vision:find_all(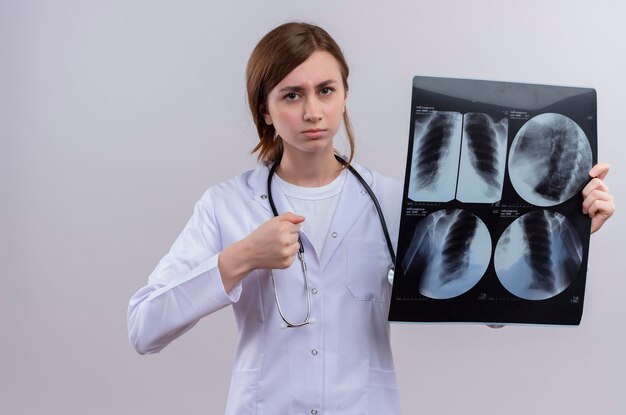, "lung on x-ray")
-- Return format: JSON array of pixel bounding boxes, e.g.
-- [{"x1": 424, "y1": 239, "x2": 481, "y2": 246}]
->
[
  {"x1": 401, "y1": 209, "x2": 492, "y2": 299},
  {"x1": 408, "y1": 111, "x2": 509, "y2": 203},
  {"x1": 389, "y1": 76, "x2": 596, "y2": 326}
]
